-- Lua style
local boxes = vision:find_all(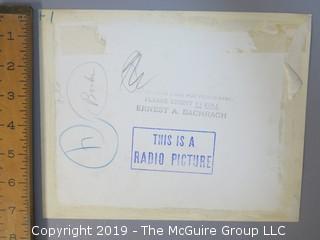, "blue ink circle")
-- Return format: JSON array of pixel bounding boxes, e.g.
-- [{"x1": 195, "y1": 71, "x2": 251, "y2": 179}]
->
[{"x1": 59, "y1": 122, "x2": 119, "y2": 169}]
